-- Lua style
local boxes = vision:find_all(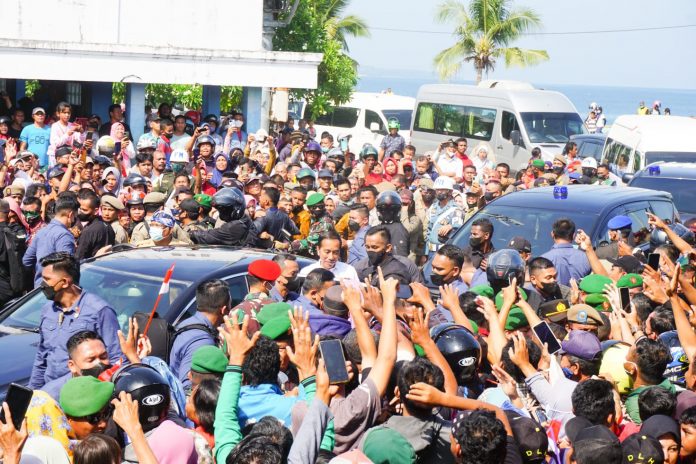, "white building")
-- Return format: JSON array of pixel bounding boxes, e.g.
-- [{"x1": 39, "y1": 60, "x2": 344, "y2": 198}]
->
[{"x1": 0, "y1": 0, "x2": 321, "y2": 137}]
